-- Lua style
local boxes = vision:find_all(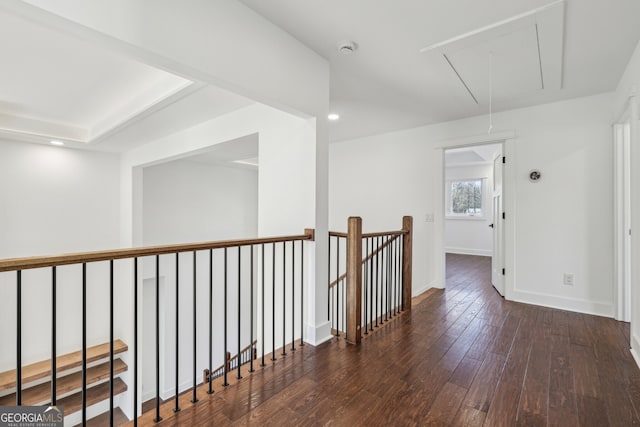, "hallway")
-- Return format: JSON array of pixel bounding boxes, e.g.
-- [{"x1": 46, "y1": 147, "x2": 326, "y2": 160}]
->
[{"x1": 137, "y1": 254, "x2": 639, "y2": 426}]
